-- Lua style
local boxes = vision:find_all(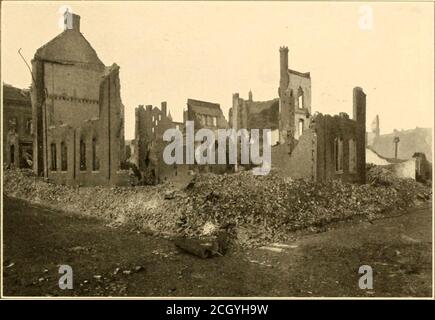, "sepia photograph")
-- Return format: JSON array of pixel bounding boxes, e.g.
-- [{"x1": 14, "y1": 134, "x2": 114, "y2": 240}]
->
[{"x1": 1, "y1": 0, "x2": 433, "y2": 303}]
